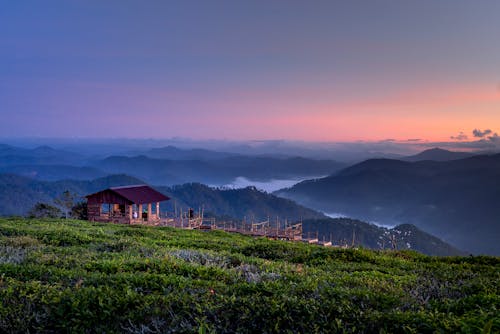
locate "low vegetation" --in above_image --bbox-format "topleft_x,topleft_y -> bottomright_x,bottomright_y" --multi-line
0,218 -> 498,333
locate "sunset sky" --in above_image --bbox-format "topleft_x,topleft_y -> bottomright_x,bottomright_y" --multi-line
1,1 -> 500,143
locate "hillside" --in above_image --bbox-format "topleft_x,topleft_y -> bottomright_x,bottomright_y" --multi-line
0,174 -> 145,216
0,144 -> 83,166
0,165 -> 107,181
0,173 -> 463,255
0,174 -> 324,221
302,219 -> 464,256
159,183 -> 325,222
93,155 -> 344,186
276,154 -> 500,255
0,218 -> 498,333
0,143 -> 345,186
145,145 -> 240,160
403,148 -> 476,162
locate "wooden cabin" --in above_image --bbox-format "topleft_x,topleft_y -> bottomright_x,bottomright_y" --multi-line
86,185 -> 170,225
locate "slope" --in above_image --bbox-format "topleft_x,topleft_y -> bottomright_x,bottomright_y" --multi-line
276,154 -> 500,255
0,218 -> 497,333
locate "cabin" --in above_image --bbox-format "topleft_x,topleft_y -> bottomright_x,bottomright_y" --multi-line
86,185 -> 170,225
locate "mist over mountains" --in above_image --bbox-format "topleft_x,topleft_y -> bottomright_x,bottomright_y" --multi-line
0,141 -> 497,255
0,142 -> 345,186
276,151 -> 500,255
0,173 -> 461,256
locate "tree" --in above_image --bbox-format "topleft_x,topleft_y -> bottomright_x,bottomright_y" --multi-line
54,190 -> 76,219
71,201 -> 88,220
28,203 -> 62,219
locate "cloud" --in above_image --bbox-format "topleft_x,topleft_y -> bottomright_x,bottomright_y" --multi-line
473,129 -> 492,138
487,132 -> 500,142
450,131 -> 468,141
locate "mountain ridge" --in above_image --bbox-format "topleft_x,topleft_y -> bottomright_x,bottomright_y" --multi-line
276,153 -> 500,255
403,147 -> 477,162
0,173 -> 461,255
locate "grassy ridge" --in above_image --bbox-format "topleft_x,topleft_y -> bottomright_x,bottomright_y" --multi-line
0,218 -> 499,333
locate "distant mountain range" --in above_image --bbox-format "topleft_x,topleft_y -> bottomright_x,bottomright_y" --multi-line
93,155 -> 344,186
0,144 -> 494,255
0,143 -> 345,186
276,152 -> 500,255
403,147 -> 477,162
145,145 -> 240,160
0,144 -> 84,166
0,165 -> 106,181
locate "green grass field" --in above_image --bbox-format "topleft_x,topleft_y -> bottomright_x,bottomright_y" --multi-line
1,218 -> 499,333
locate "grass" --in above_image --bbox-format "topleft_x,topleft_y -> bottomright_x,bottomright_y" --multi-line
0,217 -> 499,333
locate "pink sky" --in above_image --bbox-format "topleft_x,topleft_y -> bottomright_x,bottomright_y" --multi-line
2,1 -> 500,144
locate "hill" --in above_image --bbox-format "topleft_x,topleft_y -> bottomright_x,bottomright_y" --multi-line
403,147 -> 476,162
0,143 -> 345,187
0,174 -> 463,255
302,219 -> 463,256
0,165 -> 107,181
0,218 -> 498,333
159,183 -> 325,222
0,144 -> 83,166
276,154 -> 500,255
145,145 -> 239,160
0,174 -> 324,221
92,155 -> 344,186
0,174 -> 145,216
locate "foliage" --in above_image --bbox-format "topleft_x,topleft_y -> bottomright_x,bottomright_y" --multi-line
0,218 -> 498,333
54,190 -> 77,219
302,219 -> 464,256
27,203 -> 62,219
71,201 -> 88,220
277,154 -> 500,255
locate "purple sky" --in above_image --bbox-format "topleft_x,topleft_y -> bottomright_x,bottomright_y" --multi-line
1,1 -> 500,142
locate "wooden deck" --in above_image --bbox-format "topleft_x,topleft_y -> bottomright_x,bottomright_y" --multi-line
90,212 -> 342,246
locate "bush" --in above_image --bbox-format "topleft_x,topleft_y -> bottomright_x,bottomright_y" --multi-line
27,203 -> 62,219
70,202 -> 88,220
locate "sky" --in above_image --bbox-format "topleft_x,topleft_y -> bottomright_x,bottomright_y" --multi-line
1,1 -> 500,145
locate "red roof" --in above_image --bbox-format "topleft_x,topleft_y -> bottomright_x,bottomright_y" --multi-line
86,185 -> 170,205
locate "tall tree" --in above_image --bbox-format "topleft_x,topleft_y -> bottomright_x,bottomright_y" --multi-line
71,201 -> 88,220
54,190 -> 76,219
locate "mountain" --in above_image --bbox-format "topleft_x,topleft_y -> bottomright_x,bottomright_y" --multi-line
158,183 -> 325,222
0,173 -> 461,255
276,154 -> 500,255
0,144 -> 84,166
0,174 -> 145,216
302,219 -> 463,256
0,143 -> 345,186
0,173 -> 324,221
145,145 -> 239,160
0,165 -> 107,181
92,155 -> 345,186
403,148 -> 476,162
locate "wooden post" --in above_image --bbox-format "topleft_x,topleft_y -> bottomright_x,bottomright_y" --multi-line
156,202 -> 160,218
147,203 -> 152,222
128,205 -> 133,221
138,204 -> 143,221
